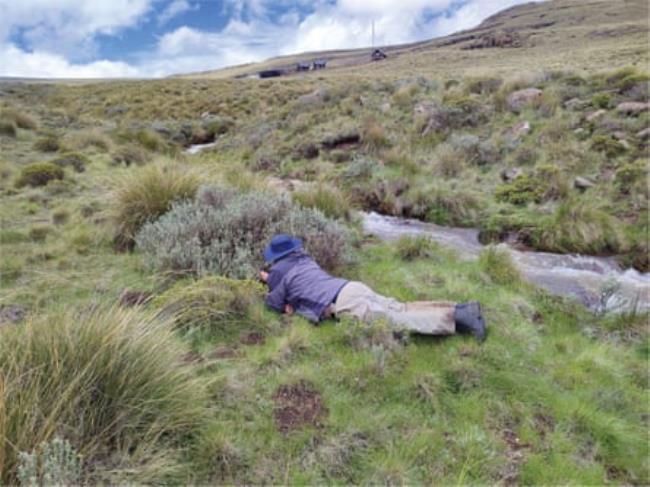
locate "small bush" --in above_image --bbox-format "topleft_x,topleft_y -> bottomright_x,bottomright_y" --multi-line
0,120 -> 17,137
112,144 -> 150,166
203,116 -> 235,135
112,163 -> 201,250
154,276 -> 264,336
495,174 -> 545,206
1,107 -> 38,130
403,186 -> 480,226
136,186 -> 352,278
292,184 -> 351,220
33,134 -> 61,153
17,437 -> 81,487
591,135 -> 627,158
395,235 -> 440,261
478,246 -> 521,285
591,92 -> 612,109
51,152 -> 89,173
15,162 -> 65,188
28,225 -> 51,242
0,306 -> 211,484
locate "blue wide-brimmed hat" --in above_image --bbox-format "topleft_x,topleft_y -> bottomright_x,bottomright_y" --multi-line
263,234 -> 303,263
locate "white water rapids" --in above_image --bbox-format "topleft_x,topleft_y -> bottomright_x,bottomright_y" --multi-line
362,212 -> 650,313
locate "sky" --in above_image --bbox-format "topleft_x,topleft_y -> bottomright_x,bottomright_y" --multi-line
0,0 -> 532,79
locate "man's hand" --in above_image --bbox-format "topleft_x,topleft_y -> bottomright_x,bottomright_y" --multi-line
259,270 -> 269,283
284,304 -> 294,315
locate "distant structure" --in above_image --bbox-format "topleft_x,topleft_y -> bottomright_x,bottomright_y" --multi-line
371,49 -> 387,61
313,59 -> 327,70
259,69 -> 283,78
296,62 -> 310,72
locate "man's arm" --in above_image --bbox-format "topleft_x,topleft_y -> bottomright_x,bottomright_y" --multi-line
265,275 -> 288,313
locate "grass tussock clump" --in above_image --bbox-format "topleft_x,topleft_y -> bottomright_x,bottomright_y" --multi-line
112,163 -> 201,250
0,107 -> 38,130
136,186 -> 352,278
33,134 -> 62,153
65,129 -> 113,152
478,245 -> 521,285
154,276 -> 265,336
0,306 -> 211,484
15,162 -> 65,188
292,184 -> 351,220
395,235 -> 441,261
0,120 -> 17,137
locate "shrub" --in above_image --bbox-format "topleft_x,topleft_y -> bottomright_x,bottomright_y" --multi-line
478,246 -> 521,285
0,121 -> 17,137
1,107 -> 38,130
15,162 -> 65,188
395,235 -> 440,261
33,134 -> 61,152
495,174 -> 545,206
362,118 -> 389,151
0,306 -> 210,484
51,152 -> 89,173
136,186 -> 352,278
532,199 -> 624,254
17,437 -> 81,487
65,129 -> 112,152
112,163 -> 201,250
292,184 -> 351,220
591,135 -> 627,158
112,144 -> 150,166
591,92 -> 612,109
153,276 -> 264,336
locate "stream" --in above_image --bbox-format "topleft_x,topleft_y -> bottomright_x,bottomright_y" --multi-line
185,141 -> 218,155
362,212 -> 650,313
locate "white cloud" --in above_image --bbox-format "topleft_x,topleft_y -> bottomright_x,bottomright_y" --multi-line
157,0 -> 198,26
0,43 -> 139,78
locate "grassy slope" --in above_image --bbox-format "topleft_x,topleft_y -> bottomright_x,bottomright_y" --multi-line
0,0 -> 649,483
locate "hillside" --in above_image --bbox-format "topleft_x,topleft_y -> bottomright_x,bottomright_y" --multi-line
183,0 -> 649,79
0,0 -> 649,484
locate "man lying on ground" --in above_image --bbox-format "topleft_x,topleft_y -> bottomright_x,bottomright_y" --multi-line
259,234 -> 487,342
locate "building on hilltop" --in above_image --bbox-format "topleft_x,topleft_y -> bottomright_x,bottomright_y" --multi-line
371,49 -> 387,61
313,59 -> 327,69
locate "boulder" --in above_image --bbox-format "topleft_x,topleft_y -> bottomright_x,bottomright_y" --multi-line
506,88 -> 543,112
585,109 -> 606,123
616,102 -> 650,116
564,98 -> 587,110
500,167 -> 524,182
574,176 -> 595,190
612,131 -> 627,140
504,120 -> 531,141
0,304 -> 26,326
635,127 -> 650,140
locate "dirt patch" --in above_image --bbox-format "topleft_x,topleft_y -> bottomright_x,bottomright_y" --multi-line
273,380 -> 328,434
0,304 -> 26,326
498,428 -> 531,485
240,332 -> 266,346
180,351 -> 204,365
119,289 -> 152,307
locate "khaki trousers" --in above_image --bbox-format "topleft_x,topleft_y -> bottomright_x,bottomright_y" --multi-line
333,282 -> 456,335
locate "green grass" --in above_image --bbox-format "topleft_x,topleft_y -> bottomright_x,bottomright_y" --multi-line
0,28 -> 648,483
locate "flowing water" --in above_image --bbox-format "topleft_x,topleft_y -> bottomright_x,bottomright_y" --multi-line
185,141 -> 218,155
362,212 -> 650,312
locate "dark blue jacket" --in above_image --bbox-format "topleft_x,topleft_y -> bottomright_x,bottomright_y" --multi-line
265,251 -> 348,323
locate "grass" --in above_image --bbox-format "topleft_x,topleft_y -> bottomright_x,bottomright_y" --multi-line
0,5 -> 648,481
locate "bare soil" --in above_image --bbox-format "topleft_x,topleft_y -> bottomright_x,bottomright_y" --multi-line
273,380 -> 328,434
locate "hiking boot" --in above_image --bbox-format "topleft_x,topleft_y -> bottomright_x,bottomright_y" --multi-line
454,301 -> 486,342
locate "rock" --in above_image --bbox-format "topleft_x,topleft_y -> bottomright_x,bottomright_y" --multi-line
504,121 -> 531,141
585,109 -> 606,123
500,167 -> 524,182
564,98 -> 587,110
574,176 -> 595,190
0,304 -> 26,326
506,88 -> 543,112
619,139 -> 631,150
636,127 -> 650,140
380,102 -> 392,113
616,102 -> 650,116
612,131 -> 627,140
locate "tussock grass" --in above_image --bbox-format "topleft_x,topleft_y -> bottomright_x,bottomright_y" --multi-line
293,184 -> 351,220
0,305 -> 211,483
111,162 -> 201,250
478,246 -> 521,285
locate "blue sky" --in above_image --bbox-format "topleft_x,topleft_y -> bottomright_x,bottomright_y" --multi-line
0,0 -> 530,78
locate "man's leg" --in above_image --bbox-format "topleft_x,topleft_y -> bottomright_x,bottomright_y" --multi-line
334,282 -> 456,335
